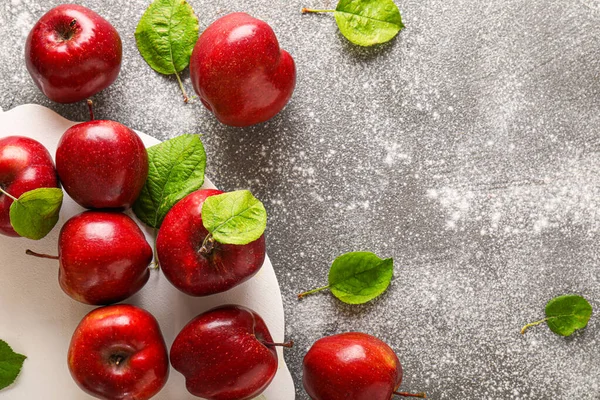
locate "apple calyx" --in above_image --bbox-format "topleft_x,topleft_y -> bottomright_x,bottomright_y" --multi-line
57,19 -> 78,41
394,391 -> 427,398
26,249 -> 59,260
109,353 -> 128,367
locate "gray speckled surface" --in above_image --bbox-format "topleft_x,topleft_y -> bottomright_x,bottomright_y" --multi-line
2,0 -> 600,399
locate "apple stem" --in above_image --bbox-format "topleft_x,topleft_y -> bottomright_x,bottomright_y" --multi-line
297,285 -> 330,299
302,8 -> 336,13
149,230 -> 160,270
26,249 -> 59,260
0,187 -> 18,202
174,70 -> 189,103
393,392 -> 427,398
261,340 -> 294,348
521,317 -> 549,335
87,99 -> 95,121
199,233 -> 215,256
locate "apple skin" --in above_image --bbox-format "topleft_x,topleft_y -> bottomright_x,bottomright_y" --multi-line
25,4 -> 122,103
68,304 -> 169,400
0,136 -> 59,237
56,120 -> 148,209
171,305 -> 278,400
190,12 -> 296,127
58,211 -> 152,305
156,189 -> 266,296
303,332 -> 403,400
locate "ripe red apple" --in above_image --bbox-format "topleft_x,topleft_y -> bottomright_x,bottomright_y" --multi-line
28,211 -> 152,305
0,136 -> 59,237
156,189 -> 265,296
303,332 -> 426,400
25,4 -> 122,103
56,117 -> 148,209
190,12 -> 296,127
171,305 -> 291,400
68,304 -> 169,400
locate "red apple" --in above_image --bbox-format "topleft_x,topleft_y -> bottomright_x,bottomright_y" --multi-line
190,12 -> 296,127
303,332 -> 425,400
25,4 -> 122,103
156,189 -> 265,296
171,305 -> 290,400
56,119 -> 148,209
28,211 -> 152,305
0,136 -> 59,237
68,304 -> 169,400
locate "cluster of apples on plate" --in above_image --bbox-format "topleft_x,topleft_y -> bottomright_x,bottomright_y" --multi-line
0,103 -> 283,398
2,2 -> 425,400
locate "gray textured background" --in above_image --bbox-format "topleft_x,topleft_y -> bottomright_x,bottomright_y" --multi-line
1,0 -> 599,399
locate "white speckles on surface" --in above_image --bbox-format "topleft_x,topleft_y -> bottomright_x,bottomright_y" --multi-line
1,0 -> 600,399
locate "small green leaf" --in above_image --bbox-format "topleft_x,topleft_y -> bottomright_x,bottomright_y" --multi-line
297,251 -> 394,304
0,339 -> 26,390
302,0 -> 403,46
133,134 -> 206,228
333,0 -> 404,46
135,0 -> 199,75
521,294 -> 593,336
545,295 -> 593,336
9,188 -> 63,240
202,190 -> 267,245
329,252 -> 394,304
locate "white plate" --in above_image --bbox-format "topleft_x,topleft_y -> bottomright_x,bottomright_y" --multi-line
0,104 -> 295,400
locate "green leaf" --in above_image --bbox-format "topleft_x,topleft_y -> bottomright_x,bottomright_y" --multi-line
328,251 -> 394,304
521,294 -> 593,336
133,134 -> 206,228
9,188 -> 63,240
202,190 -> 267,245
0,339 -> 26,390
334,0 -> 404,46
545,295 -> 593,336
135,0 -> 199,75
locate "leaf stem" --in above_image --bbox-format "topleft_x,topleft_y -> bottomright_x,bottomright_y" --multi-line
174,70 -> 189,103
297,285 -> 330,299
86,99 -> 95,121
394,392 -> 427,398
26,249 -> 59,260
521,317 -> 550,335
302,8 -> 336,13
0,187 -> 18,202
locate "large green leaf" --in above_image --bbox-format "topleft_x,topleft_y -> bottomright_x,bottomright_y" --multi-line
135,0 -> 199,75
202,190 -> 267,245
133,134 -> 206,228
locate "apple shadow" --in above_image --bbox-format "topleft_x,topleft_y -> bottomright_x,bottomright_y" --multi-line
336,30 -> 399,62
